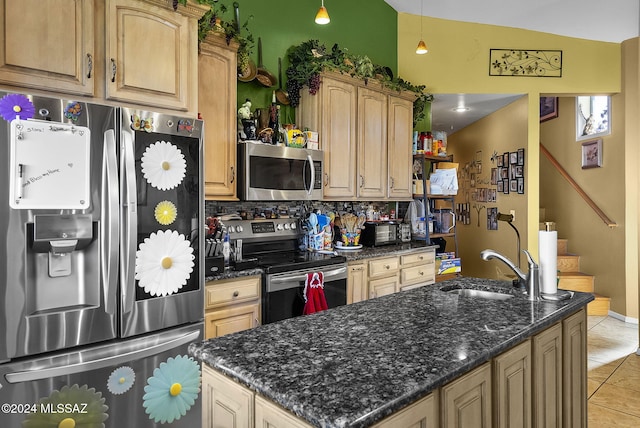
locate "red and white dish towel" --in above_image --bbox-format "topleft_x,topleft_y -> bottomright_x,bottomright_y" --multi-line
302,272 -> 328,315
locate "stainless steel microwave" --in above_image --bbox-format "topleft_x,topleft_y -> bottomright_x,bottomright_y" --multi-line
238,142 -> 323,200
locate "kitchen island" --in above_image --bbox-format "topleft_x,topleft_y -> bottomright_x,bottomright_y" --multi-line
189,277 -> 593,427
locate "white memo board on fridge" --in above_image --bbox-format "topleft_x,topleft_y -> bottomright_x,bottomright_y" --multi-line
9,118 -> 91,209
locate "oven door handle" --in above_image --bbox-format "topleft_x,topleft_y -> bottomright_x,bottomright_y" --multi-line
268,266 -> 347,291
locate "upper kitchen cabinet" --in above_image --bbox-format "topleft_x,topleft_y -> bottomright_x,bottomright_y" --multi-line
199,33 -> 239,200
297,72 -> 414,201
105,0 -> 206,113
0,0 -> 95,95
357,86 -> 388,199
298,74 -> 358,199
387,95 -> 415,199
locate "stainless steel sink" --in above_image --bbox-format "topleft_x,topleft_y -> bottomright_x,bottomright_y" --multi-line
447,288 -> 515,301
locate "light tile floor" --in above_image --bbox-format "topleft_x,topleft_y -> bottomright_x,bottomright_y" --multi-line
587,315 -> 640,427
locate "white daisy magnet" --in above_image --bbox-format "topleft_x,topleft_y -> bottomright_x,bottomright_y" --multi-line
135,230 -> 194,297
141,141 -> 186,191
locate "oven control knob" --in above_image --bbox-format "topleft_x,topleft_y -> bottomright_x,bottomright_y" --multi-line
276,223 -> 284,231
283,223 -> 290,230
290,222 -> 297,230
228,226 -> 235,233
236,225 -> 244,233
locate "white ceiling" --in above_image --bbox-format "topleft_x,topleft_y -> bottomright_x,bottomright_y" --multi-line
384,0 -> 640,43
384,0 -> 640,133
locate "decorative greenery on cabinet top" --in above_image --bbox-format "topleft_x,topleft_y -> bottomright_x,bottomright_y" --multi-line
285,40 -> 433,127
177,0 -> 254,71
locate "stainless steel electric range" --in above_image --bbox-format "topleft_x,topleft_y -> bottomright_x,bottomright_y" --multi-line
225,218 -> 347,324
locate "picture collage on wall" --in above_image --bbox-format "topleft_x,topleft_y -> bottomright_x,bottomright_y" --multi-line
457,148 -> 525,230
495,148 -> 525,195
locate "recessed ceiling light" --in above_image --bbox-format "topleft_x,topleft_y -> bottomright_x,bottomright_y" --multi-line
452,107 -> 470,113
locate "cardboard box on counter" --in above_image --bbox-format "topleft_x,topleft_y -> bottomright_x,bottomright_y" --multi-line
436,257 -> 461,275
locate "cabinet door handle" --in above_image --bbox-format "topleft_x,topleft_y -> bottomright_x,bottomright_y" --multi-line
110,58 -> 117,83
232,291 -> 239,297
324,173 -> 329,187
86,53 -> 93,78
419,255 -> 424,260
389,176 -> 394,189
384,265 -> 390,269
254,318 -> 259,327
360,174 -> 365,188
230,166 -> 235,183
419,271 -> 424,276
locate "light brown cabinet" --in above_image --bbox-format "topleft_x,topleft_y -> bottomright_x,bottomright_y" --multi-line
0,0 -> 205,114
441,362 -> 493,428
204,275 -> 261,339
387,95 -> 414,199
0,0 -> 95,95
373,392 -> 439,428
198,33 -> 239,199
347,262 -> 367,304
202,365 -> 253,428
532,322 -> 562,428
297,72 -> 414,200
399,249 -> 436,290
106,0 -> 203,112
347,249 -> 436,302
562,308 -> 587,428
493,340 -> 531,428
357,86 -> 388,199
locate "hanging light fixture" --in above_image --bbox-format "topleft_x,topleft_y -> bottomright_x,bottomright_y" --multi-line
416,0 -> 428,54
315,0 -> 330,25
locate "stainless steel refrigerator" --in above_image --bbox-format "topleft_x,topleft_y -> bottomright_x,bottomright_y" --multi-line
0,92 -> 204,427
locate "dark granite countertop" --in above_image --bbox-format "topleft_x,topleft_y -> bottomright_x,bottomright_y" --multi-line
205,267 -> 263,283
189,277 -> 593,427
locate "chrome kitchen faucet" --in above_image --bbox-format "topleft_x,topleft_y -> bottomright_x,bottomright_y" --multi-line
481,249 -> 540,301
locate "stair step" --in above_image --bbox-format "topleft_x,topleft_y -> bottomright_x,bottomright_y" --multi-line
558,272 -> 594,293
587,294 -> 611,316
557,238 -> 568,255
557,254 -> 580,272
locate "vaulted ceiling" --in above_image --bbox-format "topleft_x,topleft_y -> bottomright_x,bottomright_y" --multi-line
384,0 -> 639,132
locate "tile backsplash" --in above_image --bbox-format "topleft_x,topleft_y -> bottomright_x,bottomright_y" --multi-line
205,200 -> 410,221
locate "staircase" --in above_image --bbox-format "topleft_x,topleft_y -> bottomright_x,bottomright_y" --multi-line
556,238 -> 610,316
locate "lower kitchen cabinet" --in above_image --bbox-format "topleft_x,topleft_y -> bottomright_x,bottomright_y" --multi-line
255,395 -> 314,428
204,275 -> 261,339
347,261 -> 367,304
369,274 -> 400,299
202,365 -> 253,428
373,392 -> 439,428
493,340 -> 531,428
532,322 -> 563,428
562,308 -> 587,428
441,362 -> 492,428
399,248 -> 436,291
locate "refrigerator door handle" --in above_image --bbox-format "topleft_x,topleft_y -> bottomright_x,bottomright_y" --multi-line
121,130 -> 137,314
102,129 -> 118,315
5,329 -> 201,384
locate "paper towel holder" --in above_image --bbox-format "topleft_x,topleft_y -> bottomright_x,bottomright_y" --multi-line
497,212 -> 521,268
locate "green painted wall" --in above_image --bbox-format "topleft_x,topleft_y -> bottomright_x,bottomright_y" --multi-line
223,0 -> 398,123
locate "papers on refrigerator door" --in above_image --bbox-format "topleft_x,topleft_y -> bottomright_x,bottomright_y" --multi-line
9,118 -> 91,209
429,168 -> 458,195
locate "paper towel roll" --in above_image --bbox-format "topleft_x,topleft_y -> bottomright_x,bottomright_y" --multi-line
539,230 -> 558,294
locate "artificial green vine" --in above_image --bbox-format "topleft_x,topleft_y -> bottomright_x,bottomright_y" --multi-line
177,0 -> 254,74
285,40 -> 434,127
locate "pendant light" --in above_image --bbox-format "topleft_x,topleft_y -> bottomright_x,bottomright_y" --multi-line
315,0 -> 330,25
416,0 -> 428,54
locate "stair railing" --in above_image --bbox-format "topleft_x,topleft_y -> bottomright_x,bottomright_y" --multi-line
540,143 -> 618,228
